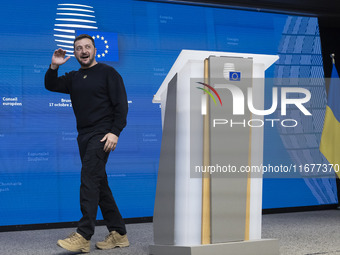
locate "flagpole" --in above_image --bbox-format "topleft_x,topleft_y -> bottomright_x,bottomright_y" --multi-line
331,53 -> 335,64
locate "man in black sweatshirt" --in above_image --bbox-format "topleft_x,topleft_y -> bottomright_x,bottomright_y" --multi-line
45,34 -> 129,253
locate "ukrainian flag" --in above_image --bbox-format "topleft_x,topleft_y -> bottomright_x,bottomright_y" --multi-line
320,64 -> 340,178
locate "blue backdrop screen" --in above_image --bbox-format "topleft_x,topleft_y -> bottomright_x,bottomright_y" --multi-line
0,0 -> 337,226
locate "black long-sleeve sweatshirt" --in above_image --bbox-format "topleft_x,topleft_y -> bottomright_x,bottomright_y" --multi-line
45,63 -> 128,137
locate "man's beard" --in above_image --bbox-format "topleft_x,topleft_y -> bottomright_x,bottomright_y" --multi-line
76,53 -> 95,68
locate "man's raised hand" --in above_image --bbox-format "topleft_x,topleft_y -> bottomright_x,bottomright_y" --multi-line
51,48 -> 71,70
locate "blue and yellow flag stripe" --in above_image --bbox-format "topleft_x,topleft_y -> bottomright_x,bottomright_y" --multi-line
320,64 -> 340,178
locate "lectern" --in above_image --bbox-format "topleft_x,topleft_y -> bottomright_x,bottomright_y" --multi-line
150,50 -> 279,255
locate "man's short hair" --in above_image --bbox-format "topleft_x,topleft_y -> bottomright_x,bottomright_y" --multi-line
74,34 -> 95,48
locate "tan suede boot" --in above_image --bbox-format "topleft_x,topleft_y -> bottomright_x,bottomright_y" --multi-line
57,232 -> 90,253
96,231 -> 129,250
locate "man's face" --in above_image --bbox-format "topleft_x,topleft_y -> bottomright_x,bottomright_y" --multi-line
74,38 -> 97,68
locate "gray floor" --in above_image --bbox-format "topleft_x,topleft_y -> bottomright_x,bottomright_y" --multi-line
262,210 -> 340,255
0,210 -> 339,255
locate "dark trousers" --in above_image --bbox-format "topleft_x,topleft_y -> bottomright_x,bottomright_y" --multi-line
76,132 -> 126,240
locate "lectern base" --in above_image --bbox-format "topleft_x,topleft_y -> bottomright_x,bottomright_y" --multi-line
149,239 -> 279,255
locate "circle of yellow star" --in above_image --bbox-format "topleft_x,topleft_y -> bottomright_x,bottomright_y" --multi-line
92,35 -> 110,59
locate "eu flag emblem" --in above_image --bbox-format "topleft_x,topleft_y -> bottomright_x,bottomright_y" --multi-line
229,72 -> 241,81
76,30 -> 119,62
